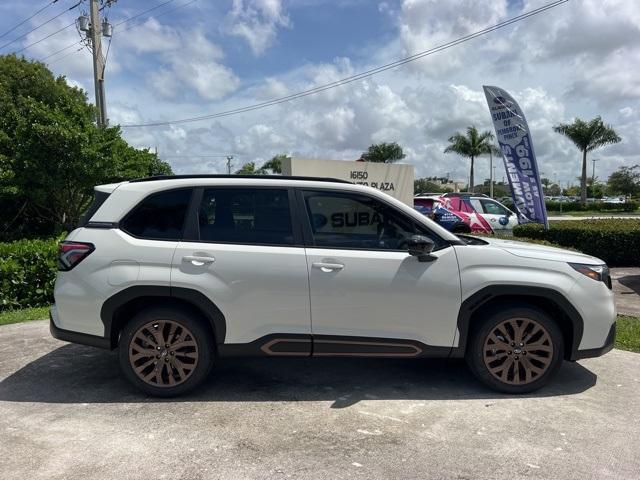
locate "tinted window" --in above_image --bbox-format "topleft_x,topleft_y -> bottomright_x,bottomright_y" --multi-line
122,189 -> 191,240
198,188 -> 293,245
303,191 -> 441,250
481,199 -> 509,216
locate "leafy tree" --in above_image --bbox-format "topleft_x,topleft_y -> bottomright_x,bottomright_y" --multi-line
553,116 -> 621,204
0,55 -> 171,237
547,184 -> 561,197
262,154 -> 287,174
361,142 -> 405,163
444,126 -> 499,192
234,162 -> 265,175
607,165 -> 639,197
414,178 -> 450,194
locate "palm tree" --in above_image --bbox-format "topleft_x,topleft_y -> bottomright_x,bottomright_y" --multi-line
444,126 -> 498,192
553,116 -> 621,204
361,142 -> 405,163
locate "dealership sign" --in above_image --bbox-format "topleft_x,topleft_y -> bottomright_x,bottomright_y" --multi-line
483,86 -> 548,228
282,157 -> 415,205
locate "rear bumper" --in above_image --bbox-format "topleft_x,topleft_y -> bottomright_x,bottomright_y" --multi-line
571,322 -> 616,361
50,307 -> 111,349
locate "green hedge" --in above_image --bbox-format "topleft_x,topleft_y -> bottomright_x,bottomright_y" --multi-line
0,237 -> 59,311
544,201 -> 639,212
513,219 -> 640,266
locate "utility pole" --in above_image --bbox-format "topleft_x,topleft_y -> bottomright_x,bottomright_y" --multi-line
78,1 -> 114,127
226,156 -> 234,174
90,0 -> 106,126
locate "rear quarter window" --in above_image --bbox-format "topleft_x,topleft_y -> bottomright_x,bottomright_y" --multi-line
121,189 -> 192,240
79,190 -> 111,227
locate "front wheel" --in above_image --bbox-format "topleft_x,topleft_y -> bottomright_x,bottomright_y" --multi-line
118,306 -> 214,397
466,306 -> 564,394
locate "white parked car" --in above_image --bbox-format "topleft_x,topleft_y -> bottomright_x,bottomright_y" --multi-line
52,176 -> 616,396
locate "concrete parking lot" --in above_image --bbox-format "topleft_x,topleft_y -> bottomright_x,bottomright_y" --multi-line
1,320 -> 639,480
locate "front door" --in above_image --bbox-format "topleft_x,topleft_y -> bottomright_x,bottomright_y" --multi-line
300,189 -> 461,355
171,187 -> 311,350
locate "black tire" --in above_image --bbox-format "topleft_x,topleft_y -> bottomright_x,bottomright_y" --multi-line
118,306 -> 214,397
466,305 -> 564,394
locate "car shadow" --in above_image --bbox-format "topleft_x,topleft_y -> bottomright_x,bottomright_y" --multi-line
0,344 -> 597,407
618,274 -> 640,295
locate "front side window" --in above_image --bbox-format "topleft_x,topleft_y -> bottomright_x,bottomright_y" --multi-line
481,199 -> 509,216
121,189 -> 192,240
198,188 -> 294,245
303,190 -> 441,250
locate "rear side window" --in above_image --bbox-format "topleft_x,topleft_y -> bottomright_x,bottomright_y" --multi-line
197,188 -> 294,245
122,189 -> 192,240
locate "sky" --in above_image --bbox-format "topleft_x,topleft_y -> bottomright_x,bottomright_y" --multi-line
1,0 -> 639,186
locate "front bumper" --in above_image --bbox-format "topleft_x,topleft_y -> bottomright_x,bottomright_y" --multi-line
50,307 -> 111,349
572,322 -> 616,360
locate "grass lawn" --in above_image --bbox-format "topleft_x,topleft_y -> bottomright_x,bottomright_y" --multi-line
0,307 -> 638,353
615,315 -> 640,353
0,306 -> 49,326
546,211 -> 640,217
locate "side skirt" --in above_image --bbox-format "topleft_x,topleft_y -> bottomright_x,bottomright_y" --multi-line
217,334 -> 451,359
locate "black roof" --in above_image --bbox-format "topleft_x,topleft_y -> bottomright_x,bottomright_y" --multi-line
129,174 -> 352,184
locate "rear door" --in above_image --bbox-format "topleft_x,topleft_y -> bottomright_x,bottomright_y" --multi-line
171,187 -> 311,349
299,189 -> 461,354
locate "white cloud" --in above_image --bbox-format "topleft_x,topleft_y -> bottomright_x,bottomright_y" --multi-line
74,0 -> 639,185
228,0 -> 291,56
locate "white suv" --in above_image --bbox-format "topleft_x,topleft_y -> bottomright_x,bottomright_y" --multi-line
51,175 -> 616,396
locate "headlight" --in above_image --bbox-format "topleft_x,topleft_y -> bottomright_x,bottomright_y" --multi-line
569,263 -> 610,286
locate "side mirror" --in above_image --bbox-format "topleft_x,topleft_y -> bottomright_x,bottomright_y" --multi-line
506,210 -> 514,217
407,235 -> 436,262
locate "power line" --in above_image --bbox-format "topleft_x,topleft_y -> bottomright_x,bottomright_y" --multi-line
123,0 -> 569,129
0,0 -> 58,39
44,0 -> 188,64
0,1 -> 80,51
11,21 -> 76,55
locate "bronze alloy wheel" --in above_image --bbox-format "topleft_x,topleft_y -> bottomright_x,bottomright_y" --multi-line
129,320 -> 199,387
483,317 -> 554,385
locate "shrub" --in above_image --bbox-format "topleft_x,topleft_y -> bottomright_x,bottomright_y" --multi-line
0,237 -> 59,311
514,219 -> 640,266
544,201 -> 639,212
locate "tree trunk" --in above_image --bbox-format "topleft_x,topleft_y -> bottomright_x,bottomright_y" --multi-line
469,156 -> 475,193
581,149 -> 588,205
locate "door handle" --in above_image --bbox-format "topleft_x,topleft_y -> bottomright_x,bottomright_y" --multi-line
183,255 -> 215,266
312,262 -> 344,272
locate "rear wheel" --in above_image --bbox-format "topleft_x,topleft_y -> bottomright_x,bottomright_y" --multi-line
466,306 -> 564,393
118,306 -> 214,396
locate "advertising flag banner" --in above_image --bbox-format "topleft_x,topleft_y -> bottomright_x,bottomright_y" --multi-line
483,86 -> 548,228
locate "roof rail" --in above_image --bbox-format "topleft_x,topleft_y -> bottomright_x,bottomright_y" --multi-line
129,174 -> 352,184
442,192 -> 489,198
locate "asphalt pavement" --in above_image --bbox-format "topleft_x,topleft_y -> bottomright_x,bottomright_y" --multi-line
1,320 -> 639,480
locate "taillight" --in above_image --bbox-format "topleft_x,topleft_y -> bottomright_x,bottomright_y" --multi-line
58,241 -> 95,271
